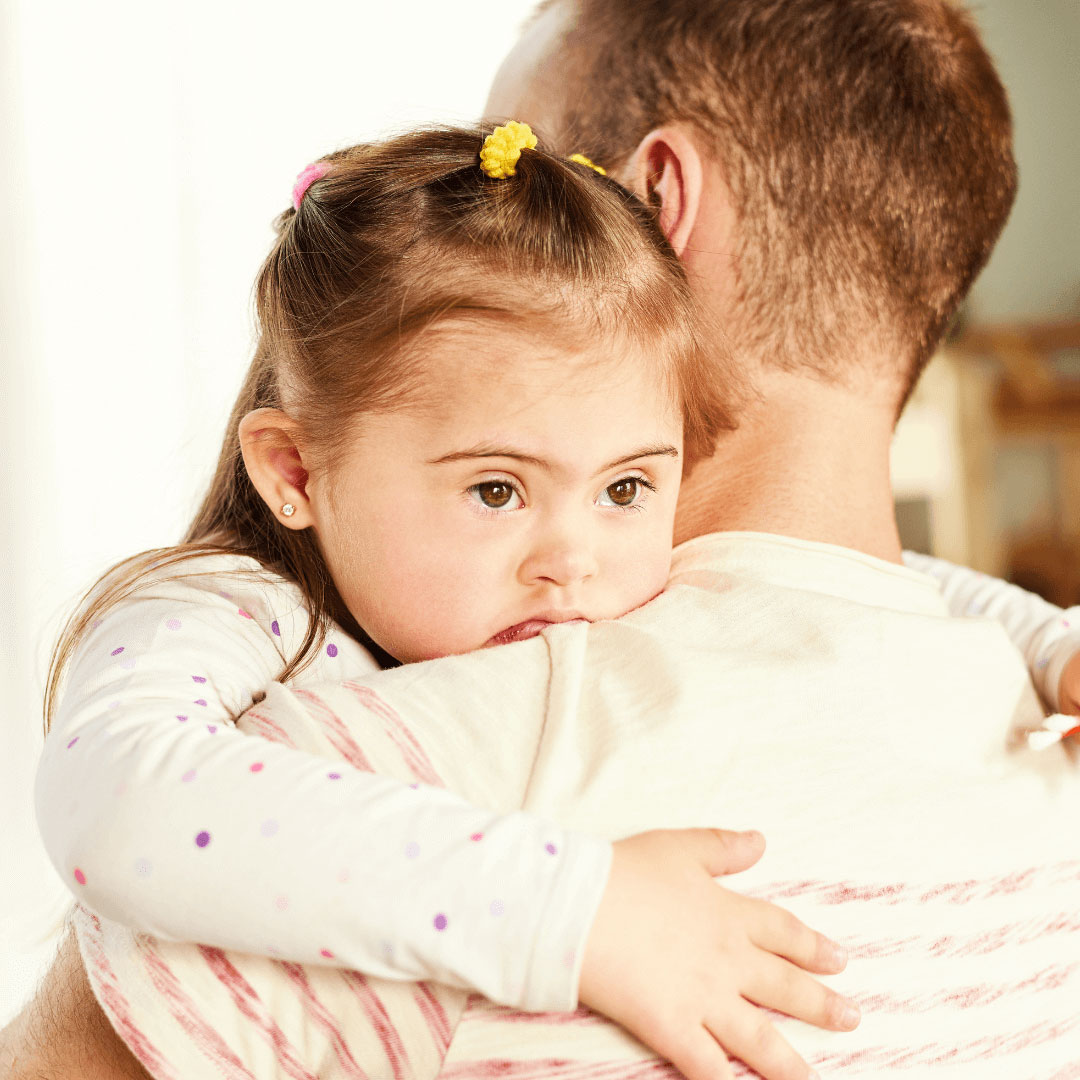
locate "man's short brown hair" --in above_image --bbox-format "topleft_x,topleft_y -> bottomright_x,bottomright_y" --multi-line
528,0 -> 1018,399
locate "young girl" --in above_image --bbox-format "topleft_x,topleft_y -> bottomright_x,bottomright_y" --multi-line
33,122 -> 1080,1080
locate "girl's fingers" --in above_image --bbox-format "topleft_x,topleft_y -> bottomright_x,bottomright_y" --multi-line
745,899 -> 847,974
662,1024 -> 736,1080
742,950 -> 861,1032
706,999 -> 818,1080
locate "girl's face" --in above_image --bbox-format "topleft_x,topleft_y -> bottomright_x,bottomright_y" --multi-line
306,321 -> 684,664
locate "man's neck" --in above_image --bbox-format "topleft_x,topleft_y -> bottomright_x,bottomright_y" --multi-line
675,369 -> 904,564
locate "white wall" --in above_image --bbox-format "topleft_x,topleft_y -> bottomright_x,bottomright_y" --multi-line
967,0 -> 1080,322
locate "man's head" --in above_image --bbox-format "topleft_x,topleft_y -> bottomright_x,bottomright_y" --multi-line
487,0 -> 1018,410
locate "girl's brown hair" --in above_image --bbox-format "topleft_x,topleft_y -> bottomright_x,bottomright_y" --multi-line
43,124 -> 739,734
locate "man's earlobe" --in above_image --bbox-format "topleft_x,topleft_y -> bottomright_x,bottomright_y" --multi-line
628,127 -> 704,257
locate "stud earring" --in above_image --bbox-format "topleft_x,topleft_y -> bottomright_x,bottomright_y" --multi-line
281,503 -> 296,517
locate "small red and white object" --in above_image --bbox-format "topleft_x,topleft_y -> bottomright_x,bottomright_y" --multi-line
1025,713 -> 1080,751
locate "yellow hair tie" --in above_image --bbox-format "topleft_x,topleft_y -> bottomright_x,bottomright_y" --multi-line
569,153 -> 607,176
479,121 -> 538,179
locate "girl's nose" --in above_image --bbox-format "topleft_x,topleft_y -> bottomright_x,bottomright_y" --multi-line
518,538 -> 599,588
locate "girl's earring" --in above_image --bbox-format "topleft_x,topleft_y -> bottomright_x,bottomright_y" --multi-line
281,503 -> 296,518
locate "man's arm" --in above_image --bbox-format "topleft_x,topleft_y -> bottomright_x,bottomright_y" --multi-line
0,920 -> 151,1080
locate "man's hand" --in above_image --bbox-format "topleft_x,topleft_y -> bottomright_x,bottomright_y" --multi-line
579,828 -> 856,1080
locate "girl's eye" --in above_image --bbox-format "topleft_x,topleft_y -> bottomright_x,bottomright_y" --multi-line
469,481 -> 523,511
598,477 -> 653,508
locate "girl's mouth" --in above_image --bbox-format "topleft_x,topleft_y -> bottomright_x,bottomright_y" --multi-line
486,617 -> 587,647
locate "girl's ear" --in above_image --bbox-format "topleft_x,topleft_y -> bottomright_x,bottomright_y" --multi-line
625,126 -> 705,257
237,408 -> 312,528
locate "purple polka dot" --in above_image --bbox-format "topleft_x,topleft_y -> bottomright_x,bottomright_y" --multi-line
408,782 -> 419,790
176,715 -> 188,722
249,762 -> 264,773
207,725 -> 218,734
271,620 -> 281,637
326,643 -> 339,658
134,857 -> 152,877
91,619 -> 103,630
327,772 -> 341,780
165,618 -> 182,631
66,737 -> 79,749
404,841 -> 420,859
74,868 -> 86,885
1037,657 -> 1051,669
545,843 -> 558,856
219,591 -> 233,600
192,675 -> 207,684
181,768 -> 197,783
489,899 -> 505,916
260,819 -> 279,837
194,699 -> 207,707
195,831 -> 211,848
434,913 -> 448,931
119,656 -> 137,670
110,646 -> 125,656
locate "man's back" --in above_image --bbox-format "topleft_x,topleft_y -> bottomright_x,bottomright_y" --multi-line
78,533 -> 1080,1076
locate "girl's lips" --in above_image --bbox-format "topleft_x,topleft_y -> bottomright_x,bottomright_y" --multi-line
486,618 -> 587,647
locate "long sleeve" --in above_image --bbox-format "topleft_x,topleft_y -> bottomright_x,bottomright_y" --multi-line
34,556 -> 613,1012
903,550 -> 1080,711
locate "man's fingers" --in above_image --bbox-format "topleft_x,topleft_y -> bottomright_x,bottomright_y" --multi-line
743,951 -> 861,1032
748,900 -> 847,974
707,999 -> 818,1080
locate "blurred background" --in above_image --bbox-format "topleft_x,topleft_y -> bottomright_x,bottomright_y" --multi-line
1,0 -> 1077,1027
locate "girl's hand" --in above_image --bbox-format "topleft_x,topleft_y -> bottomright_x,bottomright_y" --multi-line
579,828 -> 857,1080
1058,651 -> 1080,716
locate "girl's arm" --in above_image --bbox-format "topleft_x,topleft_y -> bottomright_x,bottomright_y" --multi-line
903,550 -> 1080,713
35,557 -> 610,1014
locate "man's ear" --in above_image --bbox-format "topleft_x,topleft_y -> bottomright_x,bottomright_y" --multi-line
625,126 -> 705,256
237,408 -> 313,529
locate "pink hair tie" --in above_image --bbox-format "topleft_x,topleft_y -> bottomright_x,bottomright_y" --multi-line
292,161 -> 331,210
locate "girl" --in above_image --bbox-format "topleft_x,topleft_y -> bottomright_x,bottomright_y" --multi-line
33,123 -> 1080,1080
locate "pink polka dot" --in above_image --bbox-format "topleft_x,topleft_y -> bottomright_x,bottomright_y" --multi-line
489,899 -> 505,916
194,699 -> 207,707
327,772 -> 341,780
275,895 -> 289,911
563,948 -> 576,969
192,675 -> 207,684
271,620 -> 281,637
405,841 -> 420,858
195,831 -> 211,848
337,867 -> 350,884
326,643 -> 338,658
207,725 -> 218,734
113,782 -> 128,797
260,819 -> 279,837
408,782 -> 419,790
319,948 -> 334,959
434,913 -> 448,931
74,868 -> 86,885
545,843 -> 558,856
470,832 -> 483,842
267,944 -> 281,956
238,608 -> 252,619
134,857 -> 152,877
110,647 -> 125,656
249,762 -> 264,773
66,737 -> 79,749
181,769 -> 197,783
165,618 -> 182,630
1064,619 -> 1072,629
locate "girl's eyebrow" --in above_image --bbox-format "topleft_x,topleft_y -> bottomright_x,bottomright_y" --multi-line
428,444 -> 679,474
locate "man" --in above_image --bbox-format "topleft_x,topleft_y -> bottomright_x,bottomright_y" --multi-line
8,1 -> 1079,1078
